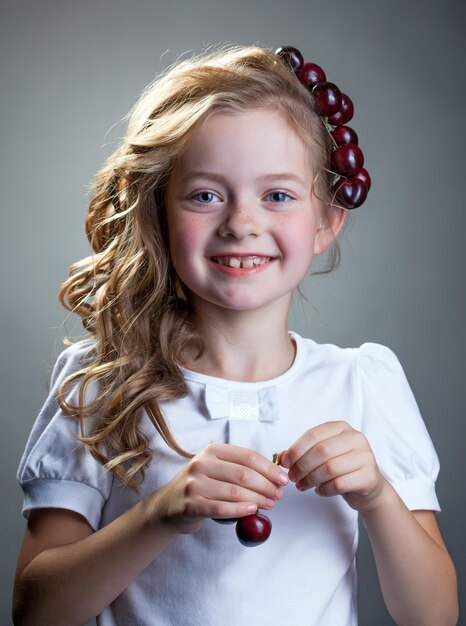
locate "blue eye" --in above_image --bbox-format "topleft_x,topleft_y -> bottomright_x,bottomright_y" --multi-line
192,191 -> 219,204
267,191 -> 293,203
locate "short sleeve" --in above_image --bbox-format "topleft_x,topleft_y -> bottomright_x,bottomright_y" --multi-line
356,342 -> 440,512
17,339 -> 113,530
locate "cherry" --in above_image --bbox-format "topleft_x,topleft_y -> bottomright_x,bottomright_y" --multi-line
212,518 -> 238,524
235,511 -> 272,547
327,93 -> 354,126
334,177 -> 368,209
312,81 -> 342,116
275,46 -> 304,73
331,125 -> 358,146
353,167 -> 371,191
331,143 -> 364,177
298,62 -> 326,89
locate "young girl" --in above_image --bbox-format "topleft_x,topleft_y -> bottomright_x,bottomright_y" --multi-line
13,44 -> 458,625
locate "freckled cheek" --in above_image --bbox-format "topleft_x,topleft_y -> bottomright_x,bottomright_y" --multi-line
168,217 -> 209,266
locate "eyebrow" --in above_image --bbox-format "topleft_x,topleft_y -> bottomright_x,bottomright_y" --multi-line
180,171 -> 307,186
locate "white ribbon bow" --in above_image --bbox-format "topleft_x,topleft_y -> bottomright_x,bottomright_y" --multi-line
204,385 -> 280,422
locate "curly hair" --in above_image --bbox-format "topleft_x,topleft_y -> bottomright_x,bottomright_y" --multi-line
57,43 -> 348,489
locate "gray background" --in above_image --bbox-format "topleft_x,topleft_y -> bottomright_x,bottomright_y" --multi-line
1,0 -> 464,624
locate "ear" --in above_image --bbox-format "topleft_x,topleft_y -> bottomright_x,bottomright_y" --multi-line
313,205 -> 347,255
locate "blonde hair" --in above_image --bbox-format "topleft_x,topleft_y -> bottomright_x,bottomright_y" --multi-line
58,44 -> 346,489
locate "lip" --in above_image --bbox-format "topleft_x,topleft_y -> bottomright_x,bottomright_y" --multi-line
207,255 -> 276,276
208,253 -> 274,259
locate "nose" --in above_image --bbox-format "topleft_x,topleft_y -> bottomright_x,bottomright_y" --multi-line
217,199 -> 262,239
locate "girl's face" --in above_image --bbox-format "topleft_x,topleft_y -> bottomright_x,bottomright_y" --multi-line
165,107 -> 335,318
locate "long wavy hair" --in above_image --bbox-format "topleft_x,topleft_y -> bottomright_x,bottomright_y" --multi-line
57,44 -> 348,489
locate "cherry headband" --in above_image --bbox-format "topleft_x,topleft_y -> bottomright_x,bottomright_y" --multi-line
275,46 -> 371,209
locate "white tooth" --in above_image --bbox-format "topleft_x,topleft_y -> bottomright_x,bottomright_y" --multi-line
241,259 -> 254,268
253,258 -> 263,266
228,257 -> 241,268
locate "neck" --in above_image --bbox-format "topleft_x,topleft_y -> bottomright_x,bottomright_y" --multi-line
181,298 -> 295,382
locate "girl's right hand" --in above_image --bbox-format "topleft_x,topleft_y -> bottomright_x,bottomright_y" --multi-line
154,443 -> 289,535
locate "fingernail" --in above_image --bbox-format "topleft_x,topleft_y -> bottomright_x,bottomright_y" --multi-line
266,498 -> 275,508
296,481 -> 306,491
247,503 -> 258,512
288,469 -> 296,482
281,454 -> 291,468
278,473 -> 289,485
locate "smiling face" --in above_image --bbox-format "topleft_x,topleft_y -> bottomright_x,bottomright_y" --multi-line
165,107 -> 342,320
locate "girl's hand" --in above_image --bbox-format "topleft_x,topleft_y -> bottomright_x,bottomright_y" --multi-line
280,421 -> 387,513
155,443 -> 289,535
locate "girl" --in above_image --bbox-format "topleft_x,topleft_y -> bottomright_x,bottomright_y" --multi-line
13,44 -> 458,625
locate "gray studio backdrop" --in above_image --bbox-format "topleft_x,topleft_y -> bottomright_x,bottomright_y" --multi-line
2,1 -> 464,624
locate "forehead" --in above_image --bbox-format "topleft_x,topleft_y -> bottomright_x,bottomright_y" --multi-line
171,107 -> 313,180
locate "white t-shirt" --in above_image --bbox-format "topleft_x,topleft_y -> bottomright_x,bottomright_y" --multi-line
17,331 -> 440,626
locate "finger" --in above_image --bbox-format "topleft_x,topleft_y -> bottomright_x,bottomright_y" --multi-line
210,444 -> 289,487
315,468 -> 367,497
276,450 -> 286,466
287,430 -> 356,482
200,459 -> 285,501
296,451 -> 363,491
281,421 -> 350,470
189,475 -> 277,511
200,499 -> 259,520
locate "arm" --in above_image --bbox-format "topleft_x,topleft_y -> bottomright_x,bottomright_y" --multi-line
280,421 -> 459,626
13,443 -> 288,626
12,498 -> 179,626
361,484 -> 458,626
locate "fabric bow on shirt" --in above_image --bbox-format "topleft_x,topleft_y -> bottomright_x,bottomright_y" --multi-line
204,385 -> 280,422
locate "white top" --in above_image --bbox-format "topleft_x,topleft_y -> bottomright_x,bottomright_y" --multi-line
17,332 -> 440,626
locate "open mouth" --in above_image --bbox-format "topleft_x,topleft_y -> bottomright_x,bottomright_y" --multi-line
209,256 -> 274,269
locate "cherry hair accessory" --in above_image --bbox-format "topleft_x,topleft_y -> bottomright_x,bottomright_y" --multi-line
275,46 -> 371,209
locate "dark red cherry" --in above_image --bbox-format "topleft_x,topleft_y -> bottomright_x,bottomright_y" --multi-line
327,93 -> 354,126
331,143 -> 364,177
212,517 -> 238,524
334,177 -> 368,209
298,62 -> 326,88
235,512 -> 272,547
275,46 -> 304,73
312,82 -> 342,116
331,125 -> 358,146
353,167 -> 371,191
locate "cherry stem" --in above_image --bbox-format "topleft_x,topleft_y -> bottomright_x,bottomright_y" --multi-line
323,119 -> 340,151
329,132 -> 339,150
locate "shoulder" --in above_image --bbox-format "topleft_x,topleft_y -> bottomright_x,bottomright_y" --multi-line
54,337 -> 96,366
353,341 -> 413,392
50,337 -> 97,387
293,331 -> 398,370
355,341 -> 402,367
293,333 -> 409,396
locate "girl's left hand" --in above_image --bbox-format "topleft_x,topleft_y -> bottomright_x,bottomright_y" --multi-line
280,421 -> 388,513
